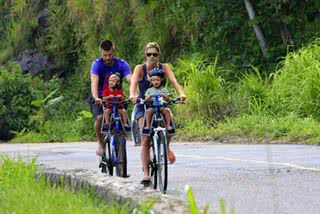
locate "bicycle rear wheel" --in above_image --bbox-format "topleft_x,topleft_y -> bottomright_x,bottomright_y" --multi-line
157,131 -> 168,193
114,134 -> 127,177
131,119 -> 141,146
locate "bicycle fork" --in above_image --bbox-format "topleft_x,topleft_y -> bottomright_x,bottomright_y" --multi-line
152,127 -> 167,164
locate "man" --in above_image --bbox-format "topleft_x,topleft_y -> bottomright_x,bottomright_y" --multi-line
90,39 -> 131,156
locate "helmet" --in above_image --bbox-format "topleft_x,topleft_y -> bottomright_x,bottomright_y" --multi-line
149,68 -> 164,78
109,72 -> 122,89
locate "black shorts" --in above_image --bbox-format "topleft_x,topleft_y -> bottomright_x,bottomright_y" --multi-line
90,103 -> 103,120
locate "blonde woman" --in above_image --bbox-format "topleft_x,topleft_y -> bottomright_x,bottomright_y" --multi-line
129,42 -> 186,185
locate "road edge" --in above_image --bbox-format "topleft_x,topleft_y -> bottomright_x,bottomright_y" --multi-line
37,164 -> 189,213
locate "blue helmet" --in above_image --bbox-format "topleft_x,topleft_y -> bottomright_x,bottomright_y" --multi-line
150,68 -> 164,78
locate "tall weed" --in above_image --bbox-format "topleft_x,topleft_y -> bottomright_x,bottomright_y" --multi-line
268,40 -> 320,117
174,54 -> 230,122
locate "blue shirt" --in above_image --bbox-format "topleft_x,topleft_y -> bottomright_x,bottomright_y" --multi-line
91,57 -> 131,96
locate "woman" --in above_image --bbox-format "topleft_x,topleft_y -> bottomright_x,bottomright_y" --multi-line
129,42 -> 186,185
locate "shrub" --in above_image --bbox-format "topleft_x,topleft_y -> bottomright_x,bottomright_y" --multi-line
267,40 -> 320,117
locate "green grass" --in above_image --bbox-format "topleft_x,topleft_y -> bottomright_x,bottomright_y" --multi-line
0,155 -> 155,214
11,119 -> 95,143
175,113 -> 320,144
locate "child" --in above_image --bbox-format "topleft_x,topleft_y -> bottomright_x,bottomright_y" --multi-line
102,74 -> 130,131
142,68 -> 174,135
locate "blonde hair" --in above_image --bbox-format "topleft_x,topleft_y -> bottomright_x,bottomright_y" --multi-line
144,42 -> 161,55
109,74 -> 120,82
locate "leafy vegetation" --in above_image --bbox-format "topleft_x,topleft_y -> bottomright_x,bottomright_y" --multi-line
0,155 -> 132,213
0,1 -> 319,143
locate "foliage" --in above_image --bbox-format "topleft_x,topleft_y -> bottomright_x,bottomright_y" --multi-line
0,155 -> 153,213
0,62 -> 62,140
185,185 -> 234,214
267,40 -> 320,117
0,64 -> 36,140
234,66 -> 270,114
174,54 -> 231,123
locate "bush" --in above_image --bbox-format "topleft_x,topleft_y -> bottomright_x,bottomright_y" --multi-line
0,64 -> 36,140
267,40 -> 320,117
174,54 -> 231,123
0,62 -> 60,141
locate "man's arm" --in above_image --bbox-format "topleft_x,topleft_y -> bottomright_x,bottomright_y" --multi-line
91,74 -> 99,99
125,74 -> 132,84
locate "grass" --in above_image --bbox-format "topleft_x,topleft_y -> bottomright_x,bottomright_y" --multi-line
0,155 -> 234,214
0,155 -> 156,214
11,119 -> 95,143
174,112 -> 320,144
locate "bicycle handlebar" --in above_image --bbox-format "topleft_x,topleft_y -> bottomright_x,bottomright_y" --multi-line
136,97 -> 182,107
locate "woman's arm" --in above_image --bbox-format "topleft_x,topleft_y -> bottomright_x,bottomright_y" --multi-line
163,64 -> 186,101
129,64 -> 143,103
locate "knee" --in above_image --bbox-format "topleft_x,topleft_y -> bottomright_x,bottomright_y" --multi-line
141,137 -> 150,147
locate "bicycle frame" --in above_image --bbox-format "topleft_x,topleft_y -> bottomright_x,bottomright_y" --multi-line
139,94 -> 180,192
100,96 -> 129,176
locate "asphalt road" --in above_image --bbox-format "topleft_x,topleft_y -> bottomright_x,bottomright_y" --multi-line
1,142 -> 320,214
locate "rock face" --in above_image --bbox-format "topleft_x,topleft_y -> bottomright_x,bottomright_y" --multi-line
14,49 -> 54,76
38,165 -> 189,213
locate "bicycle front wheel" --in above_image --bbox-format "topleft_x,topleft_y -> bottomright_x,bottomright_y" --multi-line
157,131 -> 168,193
114,134 -> 127,177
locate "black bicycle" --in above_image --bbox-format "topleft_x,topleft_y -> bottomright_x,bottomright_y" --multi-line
99,96 -> 130,177
140,95 -> 181,193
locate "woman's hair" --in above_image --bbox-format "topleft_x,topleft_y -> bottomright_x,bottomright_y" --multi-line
144,42 -> 161,55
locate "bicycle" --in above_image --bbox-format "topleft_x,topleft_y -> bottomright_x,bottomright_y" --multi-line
131,103 -> 141,146
139,94 -> 181,193
98,96 -> 130,177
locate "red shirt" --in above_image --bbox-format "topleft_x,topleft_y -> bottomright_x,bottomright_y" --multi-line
102,87 -> 125,109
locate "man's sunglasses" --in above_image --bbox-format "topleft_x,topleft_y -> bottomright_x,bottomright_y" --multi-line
146,53 -> 159,57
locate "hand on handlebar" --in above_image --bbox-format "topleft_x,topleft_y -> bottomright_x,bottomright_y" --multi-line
94,97 -> 103,105
178,94 -> 187,103
130,96 -> 138,104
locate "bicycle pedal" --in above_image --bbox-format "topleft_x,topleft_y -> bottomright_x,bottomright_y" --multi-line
99,162 -> 106,168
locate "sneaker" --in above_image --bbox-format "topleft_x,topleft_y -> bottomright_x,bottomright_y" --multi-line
142,128 -> 150,136
167,127 -> 175,135
140,178 -> 151,187
168,150 -> 176,164
124,125 -> 131,132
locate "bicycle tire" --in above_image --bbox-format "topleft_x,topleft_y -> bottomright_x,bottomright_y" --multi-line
157,131 -> 168,193
113,134 -> 127,177
106,135 -> 113,176
116,134 -> 127,177
131,120 -> 141,146
150,137 -> 157,189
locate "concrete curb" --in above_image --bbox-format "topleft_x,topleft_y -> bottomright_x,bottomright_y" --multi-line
38,165 -> 189,213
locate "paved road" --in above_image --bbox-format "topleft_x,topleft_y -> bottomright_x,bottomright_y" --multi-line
1,142 -> 320,214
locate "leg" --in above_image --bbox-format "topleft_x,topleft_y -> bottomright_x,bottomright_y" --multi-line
161,108 -> 172,129
95,114 -> 104,156
104,108 -> 112,126
145,108 -> 153,129
139,117 -> 151,180
118,109 -> 128,126
162,108 -> 176,164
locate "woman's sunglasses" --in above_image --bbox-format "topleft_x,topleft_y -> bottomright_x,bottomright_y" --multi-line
146,53 -> 159,57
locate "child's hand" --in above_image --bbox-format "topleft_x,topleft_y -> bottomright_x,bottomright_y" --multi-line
116,95 -> 124,100
103,96 -> 112,100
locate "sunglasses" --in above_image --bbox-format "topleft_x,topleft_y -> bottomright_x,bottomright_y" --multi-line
146,53 -> 159,57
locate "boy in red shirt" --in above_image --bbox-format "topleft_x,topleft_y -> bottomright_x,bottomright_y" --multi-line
102,74 -> 130,130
